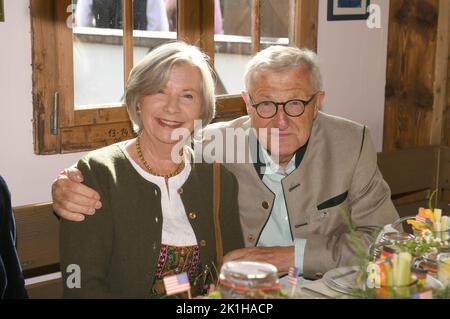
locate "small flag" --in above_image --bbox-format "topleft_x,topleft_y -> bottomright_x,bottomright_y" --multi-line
412,290 -> 433,299
163,272 -> 191,296
288,266 -> 299,285
416,216 -> 427,223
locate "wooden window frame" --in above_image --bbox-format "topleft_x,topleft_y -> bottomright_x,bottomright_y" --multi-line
31,0 -> 318,154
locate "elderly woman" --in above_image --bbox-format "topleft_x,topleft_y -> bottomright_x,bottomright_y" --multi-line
60,42 -> 243,298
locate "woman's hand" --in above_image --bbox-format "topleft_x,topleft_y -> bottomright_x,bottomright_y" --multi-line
52,167 -> 102,221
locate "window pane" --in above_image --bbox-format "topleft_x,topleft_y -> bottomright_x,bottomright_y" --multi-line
72,0 -> 124,108
215,0 -> 252,95
260,0 -> 290,44
133,0 -> 176,67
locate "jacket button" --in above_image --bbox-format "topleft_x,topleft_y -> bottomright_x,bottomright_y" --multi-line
200,240 -> 207,247
315,272 -> 324,279
177,187 -> 183,195
247,234 -> 256,243
262,201 -> 269,209
189,212 -> 197,220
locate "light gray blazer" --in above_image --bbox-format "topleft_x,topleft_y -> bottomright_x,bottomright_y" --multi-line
201,112 -> 399,279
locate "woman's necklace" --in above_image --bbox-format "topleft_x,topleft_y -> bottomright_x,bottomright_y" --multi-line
135,134 -> 185,179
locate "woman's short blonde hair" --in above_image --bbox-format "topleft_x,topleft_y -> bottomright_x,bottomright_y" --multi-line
125,41 -> 216,133
244,46 -> 323,92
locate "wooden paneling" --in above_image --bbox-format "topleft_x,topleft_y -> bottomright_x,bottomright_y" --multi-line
14,203 -> 59,271
384,0 -> 450,151
384,0 -> 440,151
430,0 -> 450,145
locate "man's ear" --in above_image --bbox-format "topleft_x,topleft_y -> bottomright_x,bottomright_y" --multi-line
313,91 -> 325,118
241,91 -> 253,115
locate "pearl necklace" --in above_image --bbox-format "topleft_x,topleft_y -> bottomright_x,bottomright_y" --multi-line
135,134 -> 185,179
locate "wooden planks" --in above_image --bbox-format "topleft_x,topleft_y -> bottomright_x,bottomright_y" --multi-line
26,278 -> 63,299
14,203 -> 59,272
430,0 -> 450,145
384,0 -> 449,151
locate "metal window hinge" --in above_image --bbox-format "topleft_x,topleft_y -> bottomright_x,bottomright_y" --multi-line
50,92 -> 59,135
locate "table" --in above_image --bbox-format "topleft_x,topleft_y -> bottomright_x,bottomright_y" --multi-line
280,276 -> 346,299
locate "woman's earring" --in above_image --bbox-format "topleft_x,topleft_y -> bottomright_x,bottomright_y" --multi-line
137,104 -> 141,115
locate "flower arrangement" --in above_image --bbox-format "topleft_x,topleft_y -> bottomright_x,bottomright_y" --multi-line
407,207 -> 450,243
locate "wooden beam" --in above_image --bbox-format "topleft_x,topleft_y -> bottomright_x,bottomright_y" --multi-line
31,0 -> 59,154
123,0 -> 134,87
178,0 -> 201,45
290,0 -> 318,50
55,0 -> 75,129
251,0 -> 261,54
200,0 -> 215,64
177,0 -> 214,61
61,121 -> 134,153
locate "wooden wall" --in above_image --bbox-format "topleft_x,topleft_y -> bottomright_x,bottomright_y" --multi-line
384,0 -> 449,151
445,36 -> 450,147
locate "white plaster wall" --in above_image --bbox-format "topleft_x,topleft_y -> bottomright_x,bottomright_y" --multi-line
317,0 -> 390,151
0,0 -> 389,206
0,0 -> 86,207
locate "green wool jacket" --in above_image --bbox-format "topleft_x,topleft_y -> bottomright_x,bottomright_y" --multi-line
60,144 -> 244,298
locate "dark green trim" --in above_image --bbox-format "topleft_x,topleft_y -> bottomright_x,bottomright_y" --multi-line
0,0 -> 4,22
317,191 -> 348,210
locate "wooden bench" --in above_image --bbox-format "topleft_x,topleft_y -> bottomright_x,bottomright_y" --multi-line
13,145 -> 450,298
14,202 -> 62,299
378,145 -> 450,218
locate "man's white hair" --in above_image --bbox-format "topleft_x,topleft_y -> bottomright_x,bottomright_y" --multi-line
244,46 -> 323,92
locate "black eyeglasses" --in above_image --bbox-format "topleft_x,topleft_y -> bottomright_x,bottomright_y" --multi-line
249,92 -> 320,119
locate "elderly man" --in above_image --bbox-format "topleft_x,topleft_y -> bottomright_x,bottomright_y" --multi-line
52,46 -> 399,279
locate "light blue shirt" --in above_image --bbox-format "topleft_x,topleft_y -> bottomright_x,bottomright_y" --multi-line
256,147 -> 306,275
